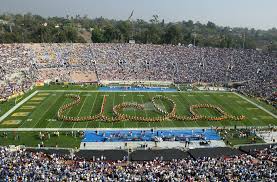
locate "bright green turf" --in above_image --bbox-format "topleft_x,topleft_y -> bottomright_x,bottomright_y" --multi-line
219,129 -> 265,146
0,90 -> 276,129
38,84 -> 98,91
0,89 -> 36,117
0,131 -> 82,148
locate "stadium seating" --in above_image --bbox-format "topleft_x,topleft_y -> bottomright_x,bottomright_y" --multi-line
0,44 -> 276,106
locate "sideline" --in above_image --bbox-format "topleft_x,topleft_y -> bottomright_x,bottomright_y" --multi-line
233,92 -> 277,119
37,90 -> 231,93
0,91 -> 38,123
0,125 -> 272,132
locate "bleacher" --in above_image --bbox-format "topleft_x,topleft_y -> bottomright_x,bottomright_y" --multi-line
25,143 -> 277,161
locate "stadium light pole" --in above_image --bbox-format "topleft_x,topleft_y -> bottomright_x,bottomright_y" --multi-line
192,33 -> 197,47
128,10 -> 135,42
242,33 -> 246,49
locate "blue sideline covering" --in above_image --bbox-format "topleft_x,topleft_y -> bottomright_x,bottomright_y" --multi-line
82,129 -> 221,142
99,86 -> 177,92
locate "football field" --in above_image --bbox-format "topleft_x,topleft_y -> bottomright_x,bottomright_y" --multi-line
0,90 -> 276,129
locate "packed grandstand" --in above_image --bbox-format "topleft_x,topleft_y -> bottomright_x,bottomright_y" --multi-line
0,43 -> 276,106
0,144 -> 277,181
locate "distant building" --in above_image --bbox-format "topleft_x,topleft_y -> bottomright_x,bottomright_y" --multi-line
0,19 -> 9,25
129,40 -> 135,44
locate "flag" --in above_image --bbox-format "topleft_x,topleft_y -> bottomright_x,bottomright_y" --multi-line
128,10 -> 134,20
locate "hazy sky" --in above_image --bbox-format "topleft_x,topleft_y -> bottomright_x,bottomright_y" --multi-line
1,0 -> 276,30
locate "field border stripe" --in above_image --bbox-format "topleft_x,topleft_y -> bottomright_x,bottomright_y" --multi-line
233,92 -> 277,119
0,125 -> 272,131
0,91 -> 39,123
37,90 -> 231,93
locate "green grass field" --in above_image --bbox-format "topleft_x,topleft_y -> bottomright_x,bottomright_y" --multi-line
0,89 -> 276,129
219,129 -> 265,146
0,131 -> 82,148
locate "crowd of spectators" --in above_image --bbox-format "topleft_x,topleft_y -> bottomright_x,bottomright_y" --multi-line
91,44 -> 276,104
0,146 -> 276,181
0,44 -> 34,99
27,43 -> 97,83
0,43 -> 276,104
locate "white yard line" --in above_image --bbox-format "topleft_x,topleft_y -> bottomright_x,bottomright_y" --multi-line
123,93 -> 125,128
112,93 -> 116,128
57,92 -> 81,129
32,94 -> 63,128
233,92 -> 277,119
0,91 -> 38,123
138,92 -> 148,117
112,93 -> 115,110
179,93 -> 200,127
159,93 -> 170,113
131,93 -> 137,117
131,93 -> 139,128
73,95 -> 89,128
139,92 -> 150,127
45,94 -> 67,129
85,92 -> 99,129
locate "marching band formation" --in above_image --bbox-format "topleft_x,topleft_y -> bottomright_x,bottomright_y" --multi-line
57,94 -> 245,122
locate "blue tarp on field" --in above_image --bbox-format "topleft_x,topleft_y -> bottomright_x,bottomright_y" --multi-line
99,86 -> 177,92
82,129 -> 221,142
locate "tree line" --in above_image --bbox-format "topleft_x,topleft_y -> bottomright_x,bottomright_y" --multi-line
0,13 -> 276,51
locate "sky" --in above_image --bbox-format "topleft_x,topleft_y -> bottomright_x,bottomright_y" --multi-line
0,0 -> 276,30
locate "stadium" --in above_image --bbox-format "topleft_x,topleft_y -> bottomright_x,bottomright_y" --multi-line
0,43 -> 276,180
0,2 -> 277,181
